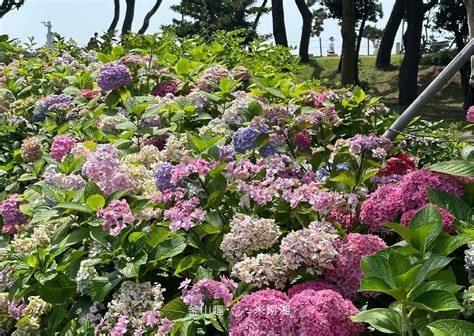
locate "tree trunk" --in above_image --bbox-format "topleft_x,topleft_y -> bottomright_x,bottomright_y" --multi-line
465,0 -> 474,86
399,0 -> 424,106
295,0 -> 312,62
354,15 -> 367,85
108,0 -> 120,33
252,0 -> 268,32
376,0 -> 407,69
122,0 -> 136,35
138,0 -> 162,34
341,0 -> 357,85
454,32 -> 473,109
271,0 -> 288,47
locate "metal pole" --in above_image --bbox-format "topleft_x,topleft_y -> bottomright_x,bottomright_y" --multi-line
384,39 -> 474,140
367,38 -> 370,56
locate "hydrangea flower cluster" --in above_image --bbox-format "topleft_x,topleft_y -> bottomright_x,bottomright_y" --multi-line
43,165 -> 86,190
50,135 -> 76,161
232,253 -> 288,289
13,296 -> 52,335
324,233 -> 387,299
77,89 -> 100,100
97,62 -> 132,91
467,106 -> 474,122
231,66 -> 251,82
186,91 -> 209,113
221,214 -> 281,262
40,94 -> 73,113
287,280 -> 340,298
289,289 -> 363,336
0,194 -> 27,235
348,134 -> 392,158
232,126 -> 260,154
360,169 -> 464,233
95,281 -> 173,335
293,129 -> 312,150
82,144 -> 134,196
181,278 -> 234,309
154,163 -> 177,191
280,221 -> 340,274
152,77 -> 182,97
97,200 -> 134,236
163,196 -> 204,231
20,137 -> 42,162
229,289 -> 293,336
196,65 -> 233,92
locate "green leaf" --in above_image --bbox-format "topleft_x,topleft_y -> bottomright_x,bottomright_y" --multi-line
176,58 -> 191,75
432,234 -> 473,256
414,256 -> 453,286
115,121 -> 137,131
430,160 -> 474,177
120,254 -> 147,278
411,221 -> 443,255
154,235 -> 187,260
174,255 -> 207,275
412,290 -> 461,312
409,205 -> 442,230
351,308 -> 404,334
428,319 -> 474,336
361,255 -> 396,288
330,171 -> 356,188
86,194 -> 105,211
105,90 -> 121,107
352,86 -> 367,104
206,173 -> 227,208
55,202 -> 92,214
384,222 -> 413,242
90,273 -> 121,301
410,281 -> 463,299
359,277 -> 406,301
161,297 -> 188,320
427,188 -> 471,221
394,265 -> 422,291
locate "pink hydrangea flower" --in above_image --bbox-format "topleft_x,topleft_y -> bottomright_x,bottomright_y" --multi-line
97,200 -> 134,236
467,106 -> 474,122
401,206 -> 455,234
293,129 -> 312,150
287,280 -> 341,298
164,197 -> 205,231
50,135 -> 76,161
181,278 -> 234,308
0,194 -> 27,235
324,233 -> 387,299
289,289 -> 363,336
229,289 -> 293,336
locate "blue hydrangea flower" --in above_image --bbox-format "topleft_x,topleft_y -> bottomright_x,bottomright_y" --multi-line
316,168 -> 330,181
97,62 -> 132,91
154,163 -> 176,191
232,126 -> 259,153
336,163 -> 351,171
259,143 -> 276,158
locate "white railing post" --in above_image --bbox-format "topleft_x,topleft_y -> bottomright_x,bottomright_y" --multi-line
383,39 -> 474,140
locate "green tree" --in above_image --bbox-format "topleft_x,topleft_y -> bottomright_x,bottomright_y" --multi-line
0,0 -> 25,18
167,0 -> 268,40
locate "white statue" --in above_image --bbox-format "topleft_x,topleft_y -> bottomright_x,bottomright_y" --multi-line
465,0 -> 474,85
42,21 -> 53,48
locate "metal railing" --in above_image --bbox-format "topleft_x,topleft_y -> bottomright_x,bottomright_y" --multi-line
383,39 -> 474,140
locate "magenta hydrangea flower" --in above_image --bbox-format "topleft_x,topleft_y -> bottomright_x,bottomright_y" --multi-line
293,129 -> 312,150
97,199 -> 134,236
401,206 -> 455,234
287,280 -> 341,298
151,77 -> 181,97
229,289 -> 294,336
181,278 -> 234,308
0,194 -> 28,235
289,289 -> 363,336
324,233 -> 387,299
97,62 -> 132,91
467,106 -> 474,122
50,135 -> 76,161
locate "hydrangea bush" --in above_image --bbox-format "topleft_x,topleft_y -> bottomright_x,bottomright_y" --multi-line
0,33 -> 473,335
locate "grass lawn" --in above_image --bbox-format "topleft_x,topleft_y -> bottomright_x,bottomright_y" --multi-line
298,55 -> 466,121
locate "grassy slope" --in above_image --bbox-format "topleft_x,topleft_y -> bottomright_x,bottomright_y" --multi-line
298,55 -> 465,121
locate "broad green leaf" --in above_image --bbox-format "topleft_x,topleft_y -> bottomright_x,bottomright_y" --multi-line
174,255 -> 207,275
432,234 -> 473,256
384,222 -> 413,242
361,255 -> 396,288
161,297 -> 188,320
411,221 -> 442,255
409,205 -> 442,230
154,235 -> 187,260
351,308 -> 404,334
55,202 -> 92,214
176,58 -> 191,75
359,277 -> 406,301
414,256 -> 453,286
412,290 -> 461,312
430,160 -> 474,177
428,319 -> 474,336
427,188 -> 471,221
86,194 -> 105,211
90,273 -> 121,301
394,265 -> 422,291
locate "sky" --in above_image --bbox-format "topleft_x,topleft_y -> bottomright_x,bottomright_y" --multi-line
1,0 -> 407,55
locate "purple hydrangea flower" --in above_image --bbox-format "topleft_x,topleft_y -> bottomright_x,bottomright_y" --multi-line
154,163 -> 176,192
232,126 -> 259,154
0,194 -> 27,235
97,62 -> 132,91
